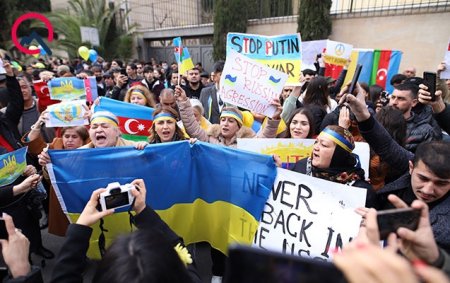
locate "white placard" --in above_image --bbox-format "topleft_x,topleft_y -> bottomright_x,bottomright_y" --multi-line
324,40 -> 353,66
46,100 -> 89,127
219,50 -> 288,117
0,59 -> 6,74
80,27 -> 100,46
441,38 -> 450,80
253,168 -> 366,261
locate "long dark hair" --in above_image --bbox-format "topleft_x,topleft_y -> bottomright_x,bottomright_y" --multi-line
375,106 -> 406,146
303,76 -> 329,110
93,228 -> 193,283
285,107 -> 315,138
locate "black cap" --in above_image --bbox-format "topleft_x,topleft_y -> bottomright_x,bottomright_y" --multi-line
200,71 -> 209,78
404,76 -> 424,86
103,71 -> 112,78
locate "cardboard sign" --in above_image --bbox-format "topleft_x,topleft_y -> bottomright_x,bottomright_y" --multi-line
441,38 -> 450,80
227,33 -> 302,85
237,138 -> 370,179
219,50 -> 288,117
324,40 -> 353,66
46,100 -> 88,127
48,77 -> 98,101
253,168 -> 366,261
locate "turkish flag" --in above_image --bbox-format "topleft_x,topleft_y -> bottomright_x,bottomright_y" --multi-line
33,80 -> 60,112
118,117 -> 153,137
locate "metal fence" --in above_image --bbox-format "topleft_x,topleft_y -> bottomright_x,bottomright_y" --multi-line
127,0 -> 450,31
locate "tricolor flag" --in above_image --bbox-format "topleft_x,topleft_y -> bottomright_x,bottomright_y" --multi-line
344,49 -> 402,93
47,142 -> 276,258
33,80 -> 60,112
93,97 -> 154,142
173,37 -> 195,75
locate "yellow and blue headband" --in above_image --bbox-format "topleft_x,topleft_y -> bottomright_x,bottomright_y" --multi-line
153,112 -> 177,123
131,89 -> 147,102
90,115 -> 119,127
220,110 -> 243,126
319,128 -> 354,153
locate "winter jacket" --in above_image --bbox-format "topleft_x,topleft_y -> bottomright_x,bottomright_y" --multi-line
50,206 -> 201,283
358,115 -> 450,254
178,99 -> 280,148
433,103 -> 450,134
405,109 -> 442,153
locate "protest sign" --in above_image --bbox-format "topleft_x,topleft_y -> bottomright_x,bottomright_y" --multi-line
441,38 -> 450,80
219,50 -> 288,117
253,168 -> 366,261
46,100 -> 88,127
0,59 -> 6,74
0,147 -> 28,186
323,40 -> 353,66
48,77 -> 98,101
237,138 -> 370,179
227,33 -> 302,85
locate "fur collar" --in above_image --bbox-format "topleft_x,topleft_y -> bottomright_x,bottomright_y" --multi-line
206,124 -> 255,144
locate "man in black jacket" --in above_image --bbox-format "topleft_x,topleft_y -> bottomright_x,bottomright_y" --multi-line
343,86 -> 450,254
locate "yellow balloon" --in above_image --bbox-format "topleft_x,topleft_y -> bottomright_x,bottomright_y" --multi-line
29,45 -> 40,58
78,46 -> 90,61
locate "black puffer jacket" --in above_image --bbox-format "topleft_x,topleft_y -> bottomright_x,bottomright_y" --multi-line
405,109 -> 442,153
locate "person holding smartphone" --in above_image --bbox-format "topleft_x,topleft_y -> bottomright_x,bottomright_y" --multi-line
342,85 -> 450,255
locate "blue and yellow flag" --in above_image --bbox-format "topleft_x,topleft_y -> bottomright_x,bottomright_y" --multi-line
0,147 -> 27,187
173,37 -> 195,75
47,141 -> 276,258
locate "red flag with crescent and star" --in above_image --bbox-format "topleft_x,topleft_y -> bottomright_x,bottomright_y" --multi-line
93,97 -> 154,142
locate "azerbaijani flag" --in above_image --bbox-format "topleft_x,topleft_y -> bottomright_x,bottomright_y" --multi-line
47,142 -> 276,259
370,50 -> 402,93
173,37 -> 195,75
93,97 -> 154,142
344,49 -> 402,94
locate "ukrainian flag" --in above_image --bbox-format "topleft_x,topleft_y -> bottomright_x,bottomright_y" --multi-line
0,147 -> 28,186
47,141 -> 276,258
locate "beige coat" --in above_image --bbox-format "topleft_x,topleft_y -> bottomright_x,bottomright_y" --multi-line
178,99 -> 280,148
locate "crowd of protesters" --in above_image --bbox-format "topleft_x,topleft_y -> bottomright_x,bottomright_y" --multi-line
0,51 -> 450,283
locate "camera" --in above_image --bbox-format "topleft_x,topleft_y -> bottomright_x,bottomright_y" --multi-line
379,91 -> 390,106
99,182 -> 135,211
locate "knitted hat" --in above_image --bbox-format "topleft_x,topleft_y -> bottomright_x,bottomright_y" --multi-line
220,107 -> 243,127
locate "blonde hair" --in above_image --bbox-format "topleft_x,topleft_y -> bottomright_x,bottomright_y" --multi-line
124,85 -> 156,107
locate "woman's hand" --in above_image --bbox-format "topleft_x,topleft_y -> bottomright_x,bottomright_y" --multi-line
76,188 -> 114,227
38,149 -> 51,166
13,174 -> 41,196
22,165 -> 37,177
174,85 -> 188,102
270,98 -> 283,120
272,154 -> 282,168
338,106 -> 351,129
130,179 -> 147,215
134,141 -> 148,150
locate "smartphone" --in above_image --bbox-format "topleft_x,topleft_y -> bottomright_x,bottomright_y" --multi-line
225,245 -> 347,283
120,68 -> 128,77
377,207 -> 421,240
348,64 -> 362,95
423,71 -> 436,101
0,219 -> 8,240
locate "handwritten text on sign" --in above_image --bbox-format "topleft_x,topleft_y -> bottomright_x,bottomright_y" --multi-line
253,168 -> 366,261
227,33 -> 302,85
219,50 -> 288,117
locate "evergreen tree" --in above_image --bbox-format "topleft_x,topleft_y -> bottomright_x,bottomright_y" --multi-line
213,0 -> 248,61
297,0 -> 332,41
